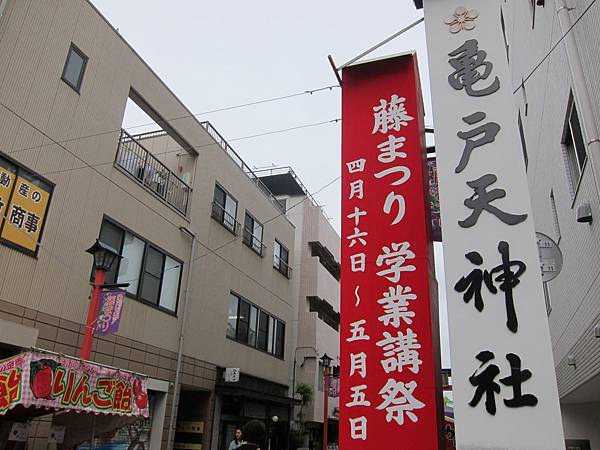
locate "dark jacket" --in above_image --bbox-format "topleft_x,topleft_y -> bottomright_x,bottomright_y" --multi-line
237,444 -> 260,450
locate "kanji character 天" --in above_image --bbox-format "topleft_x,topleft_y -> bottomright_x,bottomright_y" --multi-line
459,174 -> 528,228
349,416 -> 367,440
350,253 -> 366,273
490,241 -> 526,333
17,182 -> 29,198
347,320 -> 370,342
347,206 -> 367,226
24,212 -> 40,234
376,328 -> 422,374
349,180 -> 364,200
469,350 -> 501,415
347,227 -> 368,248
455,112 -> 500,173
347,158 -> 367,174
448,39 -> 500,97
377,285 -> 416,328
346,385 -> 371,407
376,135 -> 406,164
372,94 -> 414,134
8,205 -> 26,228
499,353 -> 538,408
454,251 -> 496,312
350,352 -> 367,378
377,379 -> 425,425
376,242 -> 416,283
383,191 -> 405,225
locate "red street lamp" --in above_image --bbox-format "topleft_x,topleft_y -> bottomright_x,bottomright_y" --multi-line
80,240 -> 121,360
321,353 -> 333,450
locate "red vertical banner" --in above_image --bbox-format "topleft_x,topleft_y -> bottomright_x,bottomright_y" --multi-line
340,53 -> 442,449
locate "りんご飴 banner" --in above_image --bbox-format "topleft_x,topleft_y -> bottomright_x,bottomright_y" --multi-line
0,351 -> 149,417
340,53 -> 442,449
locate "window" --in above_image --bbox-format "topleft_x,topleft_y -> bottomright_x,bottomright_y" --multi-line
97,218 -> 182,314
543,283 -> 552,316
550,190 -> 561,242
62,44 -> 88,92
518,112 -> 528,171
500,8 -> 509,62
243,212 -> 265,256
227,292 -> 285,358
529,0 -> 536,28
563,97 -> 587,193
212,184 -> 239,234
273,240 -> 291,278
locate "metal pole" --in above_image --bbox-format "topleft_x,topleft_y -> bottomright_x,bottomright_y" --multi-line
554,0 -> 600,201
166,230 -> 197,450
322,366 -> 329,450
337,17 -> 424,70
80,269 -> 106,360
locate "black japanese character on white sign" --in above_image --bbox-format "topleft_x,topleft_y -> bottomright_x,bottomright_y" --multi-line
448,39 -> 500,97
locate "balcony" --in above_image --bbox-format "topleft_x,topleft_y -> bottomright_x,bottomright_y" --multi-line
273,255 -> 292,279
211,201 -> 241,235
115,129 -> 191,215
242,228 -> 266,257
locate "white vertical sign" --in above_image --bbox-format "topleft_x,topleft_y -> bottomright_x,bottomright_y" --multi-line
422,1 -> 565,448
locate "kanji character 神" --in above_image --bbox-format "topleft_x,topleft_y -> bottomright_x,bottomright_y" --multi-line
455,112 -> 500,173
376,242 -> 416,283
454,251 -> 496,312
459,174 -> 528,228
376,328 -> 422,374
372,94 -> 414,134
346,385 -> 371,407
377,379 -> 425,426
377,285 -> 416,328
448,39 -> 500,97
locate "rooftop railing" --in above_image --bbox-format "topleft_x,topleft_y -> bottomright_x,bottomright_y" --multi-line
115,129 -> 191,215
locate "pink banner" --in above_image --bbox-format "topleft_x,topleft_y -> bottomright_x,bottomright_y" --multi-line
0,351 -> 149,417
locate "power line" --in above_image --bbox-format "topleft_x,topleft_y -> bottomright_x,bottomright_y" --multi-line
7,84 -> 340,159
0,100 -> 336,308
513,0 -> 598,95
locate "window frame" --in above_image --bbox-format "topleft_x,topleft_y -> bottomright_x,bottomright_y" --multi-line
211,183 -> 239,235
226,291 -> 286,360
61,43 -> 88,93
273,239 -> 291,278
562,95 -> 588,201
243,211 -> 265,256
97,216 -> 183,316
518,111 -> 528,171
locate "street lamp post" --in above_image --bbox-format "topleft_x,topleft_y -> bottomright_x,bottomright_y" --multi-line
321,353 -> 333,450
80,240 -> 120,360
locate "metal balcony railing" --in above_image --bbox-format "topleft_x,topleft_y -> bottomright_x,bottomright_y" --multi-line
242,228 -> 266,257
115,129 -> 191,215
211,201 -> 241,235
200,121 -> 286,213
273,255 -> 292,279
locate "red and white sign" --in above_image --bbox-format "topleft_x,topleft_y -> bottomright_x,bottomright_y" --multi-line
340,53 -> 442,449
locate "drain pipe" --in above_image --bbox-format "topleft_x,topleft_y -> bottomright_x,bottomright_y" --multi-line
166,226 -> 196,450
554,0 -> 600,199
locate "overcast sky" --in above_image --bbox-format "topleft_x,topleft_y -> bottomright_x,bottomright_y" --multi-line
92,0 -> 450,367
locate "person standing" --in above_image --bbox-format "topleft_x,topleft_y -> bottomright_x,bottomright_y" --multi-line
237,420 -> 266,450
228,428 -> 243,450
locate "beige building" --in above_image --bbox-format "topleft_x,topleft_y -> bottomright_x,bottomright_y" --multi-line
0,1 -> 296,449
260,168 -> 341,449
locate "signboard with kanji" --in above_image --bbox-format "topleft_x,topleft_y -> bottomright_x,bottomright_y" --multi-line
0,153 -> 53,256
422,1 -> 564,448
96,290 -> 125,337
340,53 -> 442,449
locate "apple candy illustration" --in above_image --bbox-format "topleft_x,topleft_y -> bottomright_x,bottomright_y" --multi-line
29,359 -> 59,399
133,377 -> 148,409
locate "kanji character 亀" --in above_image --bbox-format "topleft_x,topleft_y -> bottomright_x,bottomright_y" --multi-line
454,251 -> 496,312
9,205 -> 26,228
346,385 -> 371,407
377,379 -> 425,425
376,328 -> 422,374
377,285 -> 416,328
376,242 -> 416,282
349,416 -> 367,440
372,94 -> 414,134
459,174 -> 528,228
455,112 -> 500,173
448,39 -> 500,97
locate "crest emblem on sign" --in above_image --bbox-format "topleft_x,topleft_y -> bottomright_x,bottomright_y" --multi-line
444,7 -> 479,33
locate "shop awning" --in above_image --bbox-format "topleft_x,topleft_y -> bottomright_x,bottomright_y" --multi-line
0,350 -> 149,418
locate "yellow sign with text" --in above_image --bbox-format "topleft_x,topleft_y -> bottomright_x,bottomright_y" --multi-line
0,168 -> 16,220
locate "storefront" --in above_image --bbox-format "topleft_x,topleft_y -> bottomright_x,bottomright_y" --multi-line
0,350 -> 160,450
